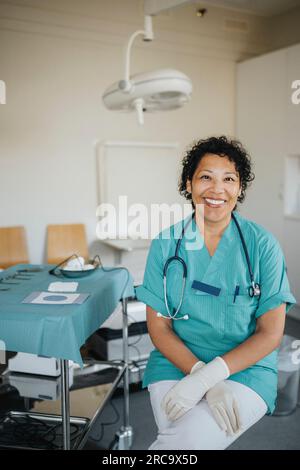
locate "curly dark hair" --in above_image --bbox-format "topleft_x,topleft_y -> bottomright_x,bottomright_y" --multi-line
179,136 -> 255,206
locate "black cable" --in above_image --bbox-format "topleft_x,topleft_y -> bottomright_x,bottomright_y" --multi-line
96,258 -> 148,388
131,358 -> 143,384
0,414 -> 56,449
128,334 -> 143,347
127,311 -> 146,347
88,396 -> 120,445
100,265 -> 131,302
0,412 -> 82,450
97,255 -> 146,351
129,344 -> 141,364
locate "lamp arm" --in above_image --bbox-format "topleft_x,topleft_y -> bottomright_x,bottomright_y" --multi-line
119,15 -> 154,93
124,30 -> 145,86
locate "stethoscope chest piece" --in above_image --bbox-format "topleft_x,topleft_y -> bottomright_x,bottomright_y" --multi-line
249,282 -> 261,298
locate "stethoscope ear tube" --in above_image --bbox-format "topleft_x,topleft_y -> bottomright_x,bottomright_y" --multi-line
163,256 -> 187,278
163,265 -> 186,320
231,212 -> 261,298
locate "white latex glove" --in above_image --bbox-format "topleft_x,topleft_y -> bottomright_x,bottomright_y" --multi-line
191,361 -> 241,435
205,381 -> 241,435
190,360 -> 205,374
161,356 -> 230,421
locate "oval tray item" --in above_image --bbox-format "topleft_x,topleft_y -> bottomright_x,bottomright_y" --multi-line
59,266 -> 96,278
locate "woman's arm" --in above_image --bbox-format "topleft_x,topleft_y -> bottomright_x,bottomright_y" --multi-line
221,303 -> 286,375
146,305 -> 199,375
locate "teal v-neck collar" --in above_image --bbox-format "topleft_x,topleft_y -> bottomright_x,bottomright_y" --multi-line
203,216 -> 235,280
204,217 -> 233,259
187,213 -> 235,281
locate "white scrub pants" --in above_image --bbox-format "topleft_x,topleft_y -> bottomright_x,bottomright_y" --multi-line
148,379 -> 267,450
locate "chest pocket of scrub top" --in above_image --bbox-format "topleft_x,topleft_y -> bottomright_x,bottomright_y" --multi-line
188,284 -> 226,341
224,294 -> 258,343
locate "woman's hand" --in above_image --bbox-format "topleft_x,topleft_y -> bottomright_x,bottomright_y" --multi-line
189,361 -> 241,435
161,356 -> 230,421
205,382 -> 241,435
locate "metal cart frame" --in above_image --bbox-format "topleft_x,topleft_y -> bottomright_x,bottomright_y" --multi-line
59,297 -> 133,450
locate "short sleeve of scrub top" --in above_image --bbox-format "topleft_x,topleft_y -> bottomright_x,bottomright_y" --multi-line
255,235 -> 296,318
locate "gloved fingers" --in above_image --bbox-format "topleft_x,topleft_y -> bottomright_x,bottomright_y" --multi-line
164,399 -> 175,416
210,405 -> 227,432
161,394 -> 172,413
167,403 -> 184,421
217,404 -> 235,436
224,402 -> 238,434
233,398 -> 242,432
171,405 -> 186,421
162,395 -> 178,419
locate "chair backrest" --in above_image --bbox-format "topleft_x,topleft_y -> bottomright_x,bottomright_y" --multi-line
47,224 -> 89,265
0,226 -> 29,269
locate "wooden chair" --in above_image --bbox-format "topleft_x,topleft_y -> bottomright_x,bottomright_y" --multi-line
0,226 -> 29,269
47,224 -> 89,265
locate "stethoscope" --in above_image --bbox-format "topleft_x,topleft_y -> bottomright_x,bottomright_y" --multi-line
159,211 -> 261,321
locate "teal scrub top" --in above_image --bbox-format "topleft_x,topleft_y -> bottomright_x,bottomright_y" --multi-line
135,211 -> 297,414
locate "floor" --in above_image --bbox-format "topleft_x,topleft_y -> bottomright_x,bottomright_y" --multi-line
89,310 -> 300,450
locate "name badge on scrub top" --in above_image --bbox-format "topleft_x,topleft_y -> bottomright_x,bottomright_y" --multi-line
191,280 -> 221,297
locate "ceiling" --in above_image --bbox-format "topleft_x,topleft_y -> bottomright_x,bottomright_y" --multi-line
194,0 -> 300,16
144,0 -> 300,17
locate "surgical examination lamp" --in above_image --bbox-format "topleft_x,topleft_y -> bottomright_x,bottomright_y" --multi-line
102,15 -> 193,125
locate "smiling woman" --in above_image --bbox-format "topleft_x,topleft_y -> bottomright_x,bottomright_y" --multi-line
179,135 -> 254,208
135,135 -> 296,450
180,136 -> 254,254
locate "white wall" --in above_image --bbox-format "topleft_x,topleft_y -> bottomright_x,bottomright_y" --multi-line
236,49 -> 287,242
0,0 -> 271,265
236,44 -> 300,301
